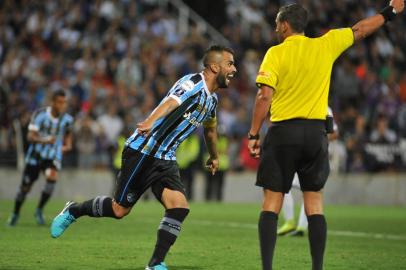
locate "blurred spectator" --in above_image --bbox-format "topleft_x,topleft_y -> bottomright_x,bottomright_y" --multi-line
399,72 -> 406,102
97,103 -> 123,167
332,57 -> 361,108
74,113 -> 102,168
204,126 -> 230,201
176,133 -> 200,200
345,114 -> 368,172
239,137 -> 260,171
0,0 -> 406,172
364,115 -> 401,172
112,114 -> 134,194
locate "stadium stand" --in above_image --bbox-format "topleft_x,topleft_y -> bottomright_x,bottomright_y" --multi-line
1,0 -> 406,173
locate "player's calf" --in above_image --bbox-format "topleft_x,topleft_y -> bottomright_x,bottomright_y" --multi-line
50,197 -> 132,238
67,196 -> 127,219
147,208 -> 190,268
7,182 -> 33,226
36,179 -> 57,225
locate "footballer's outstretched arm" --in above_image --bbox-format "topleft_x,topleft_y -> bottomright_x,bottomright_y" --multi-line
136,97 -> 180,135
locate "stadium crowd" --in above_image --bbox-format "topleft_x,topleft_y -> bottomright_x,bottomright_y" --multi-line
1,0 -> 406,173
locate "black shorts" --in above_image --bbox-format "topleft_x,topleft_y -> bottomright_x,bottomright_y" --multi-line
22,159 -> 58,185
256,119 -> 330,193
114,147 -> 185,207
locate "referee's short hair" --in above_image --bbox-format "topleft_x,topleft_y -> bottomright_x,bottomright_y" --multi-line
203,45 -> 235,67
278,4 -> 308,33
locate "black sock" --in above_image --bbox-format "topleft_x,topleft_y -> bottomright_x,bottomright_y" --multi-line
148,208 -> 190,267
308,214 -> 327,270
258,211 -> 278,270
68,196 -> 117,219
37,180 -> 55,210
13,190 -> 27,215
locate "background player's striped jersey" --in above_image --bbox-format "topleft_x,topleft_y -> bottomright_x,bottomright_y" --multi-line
25,107 -> 73,169
126,72 -> 218,161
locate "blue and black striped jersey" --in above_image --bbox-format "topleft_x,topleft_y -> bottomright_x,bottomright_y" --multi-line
126,72 -> 218,160
25,107 -> 73,169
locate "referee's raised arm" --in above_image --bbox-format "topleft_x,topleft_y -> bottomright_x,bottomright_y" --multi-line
352,0 -> 404,41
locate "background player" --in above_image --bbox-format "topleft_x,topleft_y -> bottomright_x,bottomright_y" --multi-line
8,90 -> 73,226
50,45 -> 237,270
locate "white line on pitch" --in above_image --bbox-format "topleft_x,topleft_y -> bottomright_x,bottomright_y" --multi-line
190,220 -> 406,241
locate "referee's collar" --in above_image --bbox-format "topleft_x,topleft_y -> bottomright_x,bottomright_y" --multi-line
284,34 -> 306,43
200,72 -> 212,95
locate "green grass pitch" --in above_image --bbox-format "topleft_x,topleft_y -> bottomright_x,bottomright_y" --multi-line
1,200 -> 405,269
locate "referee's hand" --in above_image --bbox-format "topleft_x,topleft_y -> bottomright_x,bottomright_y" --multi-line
248,139 -> 261,159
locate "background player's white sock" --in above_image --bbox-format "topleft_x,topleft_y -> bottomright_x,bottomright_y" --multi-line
282,192 -> 295,222
297,203 -> 308,229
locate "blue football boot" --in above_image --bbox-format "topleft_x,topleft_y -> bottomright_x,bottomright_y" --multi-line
145,262 -> 168,270
7,213 -> 19,227
50,201 -> 76,238
34,208 -> 46,225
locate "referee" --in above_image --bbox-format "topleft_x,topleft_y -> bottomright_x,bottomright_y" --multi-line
248,1 -> 404,270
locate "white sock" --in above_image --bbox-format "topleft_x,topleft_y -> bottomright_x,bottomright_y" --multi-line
282,192 -> 295,222
297,203 -> 308,229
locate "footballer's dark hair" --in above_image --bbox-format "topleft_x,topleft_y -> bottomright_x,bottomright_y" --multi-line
203,45 -> 235,67
52,89 -> 66,100
278,4 -> 308,33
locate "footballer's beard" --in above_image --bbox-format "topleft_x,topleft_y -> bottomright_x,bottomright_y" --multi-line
216,73 -> 228,88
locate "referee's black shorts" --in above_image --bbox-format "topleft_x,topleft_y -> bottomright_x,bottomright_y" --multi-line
114,147 -> 186,208
256,119 -> 330,193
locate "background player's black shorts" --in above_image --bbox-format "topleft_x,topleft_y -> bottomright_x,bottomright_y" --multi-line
114,147 -> 186,207
23,159 -> 59,185
256,119 -> 330,193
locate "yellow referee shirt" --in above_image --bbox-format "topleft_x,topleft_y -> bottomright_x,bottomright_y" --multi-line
256,28 -> 354,122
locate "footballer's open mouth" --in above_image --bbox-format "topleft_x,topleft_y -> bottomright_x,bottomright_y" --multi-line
226,73 -> 235,84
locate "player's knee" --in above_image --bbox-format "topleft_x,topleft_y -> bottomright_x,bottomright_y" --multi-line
113,209 -> 129,219
303,191 -> 323,215
161,189 -> 189,209
165,199 -> 189,209
171,200 -> 189,209
45,168 -> 58,180
304,200 -> 323,215
262,189 -> 284,213
112,204 -> 131,219
20,183 -> 32,193
304,204 -> 323,216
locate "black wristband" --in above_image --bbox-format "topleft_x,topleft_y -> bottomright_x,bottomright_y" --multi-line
380,6 -> 397,22
248,133 -> 260,140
